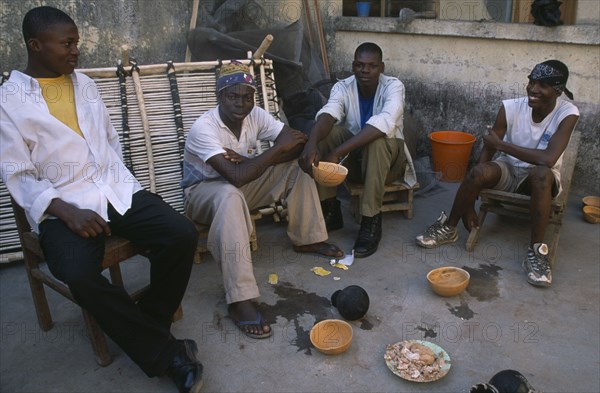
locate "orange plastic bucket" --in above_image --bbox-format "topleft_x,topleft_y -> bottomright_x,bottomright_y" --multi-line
429,131 -> 476,182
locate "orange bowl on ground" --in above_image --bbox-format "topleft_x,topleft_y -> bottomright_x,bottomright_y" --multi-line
583,205 -> 600,224
310,319 -> 353,355
312,162 -> 348,187
427,267 -> 470,297
583,196 -> 600,208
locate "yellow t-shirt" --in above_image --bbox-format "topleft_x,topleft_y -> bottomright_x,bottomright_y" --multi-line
36,75 -> 84,137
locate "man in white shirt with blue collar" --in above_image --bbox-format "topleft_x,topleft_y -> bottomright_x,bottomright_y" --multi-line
299,42 -> 416,258
1,6 -> 202,392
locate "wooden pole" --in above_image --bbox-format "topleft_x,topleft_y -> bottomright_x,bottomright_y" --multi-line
302,0 -> 315,45
252,34 -> 273,60
185,0 -> 200,62
130,63 -> 157,192
77,59 -> 274,78
313,0 -> 330,78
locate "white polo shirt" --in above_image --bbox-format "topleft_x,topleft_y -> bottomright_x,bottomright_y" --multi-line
181,105 -> 284,189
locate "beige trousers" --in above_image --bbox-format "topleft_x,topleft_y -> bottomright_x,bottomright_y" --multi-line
184,161 -> 328,304
317,125 -> 406,217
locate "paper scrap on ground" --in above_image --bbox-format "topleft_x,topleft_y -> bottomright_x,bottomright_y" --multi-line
268,273 -> 278,285
331,262 -> 348,270
330,250 -> 355,266
311,267 -> 331,276
333,276 -> 341,281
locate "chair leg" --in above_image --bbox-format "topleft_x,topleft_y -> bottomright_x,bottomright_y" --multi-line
23,252 -> 54,331
402,189 -> 415,219
351,195 -> 360,223
108,265 -> 124,287
172,304 -> 184,322
546,223 -> 561,268
466,208 -> 488,252
81,309 -> 112,367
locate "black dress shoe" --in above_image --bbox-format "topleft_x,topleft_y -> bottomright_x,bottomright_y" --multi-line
353,213 -> 382,258
167,339 -> 204,393
321,198 -> 344,231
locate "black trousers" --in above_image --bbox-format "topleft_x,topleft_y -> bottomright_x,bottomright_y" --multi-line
39,190 -> 198,376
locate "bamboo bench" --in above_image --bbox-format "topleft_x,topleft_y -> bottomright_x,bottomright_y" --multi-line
2,52 -> 283,365
79,54 -> 281,258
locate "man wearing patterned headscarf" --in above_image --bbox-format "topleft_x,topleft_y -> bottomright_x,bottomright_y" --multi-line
182,61 -> 343,339
416,60 -> 579,288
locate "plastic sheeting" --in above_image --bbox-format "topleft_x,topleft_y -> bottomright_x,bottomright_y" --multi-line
187,0 -> 331,132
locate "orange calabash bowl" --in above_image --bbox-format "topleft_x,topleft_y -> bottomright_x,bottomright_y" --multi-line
312,162 -> 348,187
427,267 -> 470,297
310,319 -> 353,355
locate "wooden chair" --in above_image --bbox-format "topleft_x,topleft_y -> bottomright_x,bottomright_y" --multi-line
10,198 -> 182,366
465,131 -> 581,266
345,181 -> 420,222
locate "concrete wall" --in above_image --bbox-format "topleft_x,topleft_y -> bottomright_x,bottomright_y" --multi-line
323,7 -> 599,195
1,0 -> 598,195
0,0 -> 192,70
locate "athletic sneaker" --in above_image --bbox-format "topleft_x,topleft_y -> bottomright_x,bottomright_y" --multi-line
523,243 -> 552,287
416,211 -> 458,248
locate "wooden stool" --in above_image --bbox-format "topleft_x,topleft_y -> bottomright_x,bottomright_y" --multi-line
345,181 -> 419,223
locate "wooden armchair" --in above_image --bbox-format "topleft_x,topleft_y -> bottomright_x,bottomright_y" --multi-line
465,131 -> 581,266
9,198 -> 184,366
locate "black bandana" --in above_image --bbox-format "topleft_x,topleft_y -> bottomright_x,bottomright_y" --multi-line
528,61 -> 574,100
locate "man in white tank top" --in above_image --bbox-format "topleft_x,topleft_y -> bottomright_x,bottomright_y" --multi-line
416,60 -> 579,288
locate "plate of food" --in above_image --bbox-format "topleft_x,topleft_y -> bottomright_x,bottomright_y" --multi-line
384,340 -> 451,382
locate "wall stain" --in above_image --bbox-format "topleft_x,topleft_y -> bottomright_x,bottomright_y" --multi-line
258,281 -> 332,355
445,300 -> 476,320
463,263 -> 502,301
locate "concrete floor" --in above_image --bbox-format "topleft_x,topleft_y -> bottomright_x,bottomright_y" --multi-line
1,182 -> 599,393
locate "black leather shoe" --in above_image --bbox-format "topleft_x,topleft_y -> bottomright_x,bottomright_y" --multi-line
321,198 -> 344,231
353,213 -> 382,258
167,339 -> 204,393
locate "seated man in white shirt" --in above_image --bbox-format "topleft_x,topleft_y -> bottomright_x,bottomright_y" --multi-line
299,42 -> 417,259
182,61 -> 343,339
415,60 -> 579,288
0,7 -> 202,393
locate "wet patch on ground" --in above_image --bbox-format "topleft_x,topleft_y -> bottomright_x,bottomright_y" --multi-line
258,281 -> 331,355
463,263 -> 502,301
446,300 -> 476,320
417,325 -> 438,338
360,318 -> 374,330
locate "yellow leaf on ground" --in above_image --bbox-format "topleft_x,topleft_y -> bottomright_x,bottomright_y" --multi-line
310,266 -> 331,276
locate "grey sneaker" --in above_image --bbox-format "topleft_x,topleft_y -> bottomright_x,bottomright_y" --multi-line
416,211 -> 458,248
522,243 -> 552,287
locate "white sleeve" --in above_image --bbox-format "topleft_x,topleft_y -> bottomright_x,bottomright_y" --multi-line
254,107 -> 285,141
315,82 -> 347,122
366,79 -> 404,138
0,107 -> 60,224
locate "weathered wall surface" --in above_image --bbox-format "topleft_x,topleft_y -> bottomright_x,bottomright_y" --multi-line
1,0 -> 598,195
1,0 -> 192,70
327,19 -> 599,196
